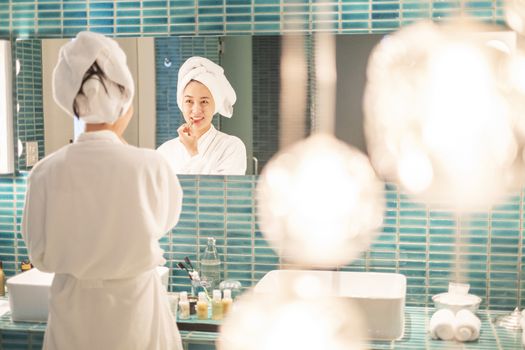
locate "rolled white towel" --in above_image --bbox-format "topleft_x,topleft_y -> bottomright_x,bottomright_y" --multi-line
429,308 -> 456,340
454,309 -> 481,341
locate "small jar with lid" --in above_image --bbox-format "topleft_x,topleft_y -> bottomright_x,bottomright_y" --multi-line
221,289 -> 233,317
196,292 -> 209,320
211,289 -> 223,320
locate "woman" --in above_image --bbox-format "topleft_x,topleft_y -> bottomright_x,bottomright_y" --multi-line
157,56 -> 247,175
22,31 -> 184,350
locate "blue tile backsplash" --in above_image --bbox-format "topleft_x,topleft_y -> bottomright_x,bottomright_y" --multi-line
1,171 -> 525,312
0,0 -> 520,328
0,0 -> 506,39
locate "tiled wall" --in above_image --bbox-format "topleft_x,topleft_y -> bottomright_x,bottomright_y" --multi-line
14,39 -> 44,172
0,0 -> 520,317
0,175 -> 28,275
1,172 -> 524,311
149,179 -> 525,311
0,0 -> 506,39
252,36 -> 281,173
251,36 -> 315,173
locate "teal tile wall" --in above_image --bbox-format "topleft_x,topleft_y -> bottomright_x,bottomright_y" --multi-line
251,35 -> 314,173
0,175 -> 29,277
2,172 -> 524,311
252,36 -> 281,174
14,39 -> 44,172
0,0 -> 506,39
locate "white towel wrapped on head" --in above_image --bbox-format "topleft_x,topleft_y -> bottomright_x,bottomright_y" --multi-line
177,56 -> 236,118
52,31 -> 135,124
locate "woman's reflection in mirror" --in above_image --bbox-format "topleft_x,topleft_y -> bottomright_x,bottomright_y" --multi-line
157,56 -> 247,175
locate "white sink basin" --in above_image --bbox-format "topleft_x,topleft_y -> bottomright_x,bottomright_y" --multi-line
6,266 -> 170,322
254,269 -> 406,340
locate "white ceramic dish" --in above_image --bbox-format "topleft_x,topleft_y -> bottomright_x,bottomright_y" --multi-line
432,292 -> 481,313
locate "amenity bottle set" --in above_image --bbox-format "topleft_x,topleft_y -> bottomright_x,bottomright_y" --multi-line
176,237 -> 235,320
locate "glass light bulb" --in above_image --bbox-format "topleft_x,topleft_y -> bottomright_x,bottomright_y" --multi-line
257,133 -> 384,266
364,20 -> 525,211
217,291 -> 367,350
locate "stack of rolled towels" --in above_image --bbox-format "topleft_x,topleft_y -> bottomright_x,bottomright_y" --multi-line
429,308 -> 481,341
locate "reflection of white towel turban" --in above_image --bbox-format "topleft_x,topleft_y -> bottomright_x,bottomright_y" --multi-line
52,31 -> 134,124
177,56 -> 236,118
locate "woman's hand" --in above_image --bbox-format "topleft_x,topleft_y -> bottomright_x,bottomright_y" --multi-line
177,122 -> 199,156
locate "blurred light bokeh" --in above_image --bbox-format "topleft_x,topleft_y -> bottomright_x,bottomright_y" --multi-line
364,20 -> 525,211
256,133 -> 384,266
505,0 -> 525,35
217,287 -> 367,350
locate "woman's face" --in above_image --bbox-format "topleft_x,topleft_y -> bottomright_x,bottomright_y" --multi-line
182,80 -> 215,138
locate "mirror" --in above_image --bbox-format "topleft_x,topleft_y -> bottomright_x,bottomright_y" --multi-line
13,34 -> 385,175
0,40 -> 14,174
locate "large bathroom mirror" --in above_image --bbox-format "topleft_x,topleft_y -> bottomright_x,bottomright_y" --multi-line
13,34 -> 385,175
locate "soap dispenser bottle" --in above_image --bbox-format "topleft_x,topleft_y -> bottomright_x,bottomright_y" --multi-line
200,237 -> 221,290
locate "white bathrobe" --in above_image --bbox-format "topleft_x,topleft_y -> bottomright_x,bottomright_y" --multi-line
22,130 -> 183,350
157,125 -> 247,175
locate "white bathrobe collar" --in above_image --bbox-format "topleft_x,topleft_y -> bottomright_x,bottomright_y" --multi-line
196,124 -> 219,156
76,130 -> 123,144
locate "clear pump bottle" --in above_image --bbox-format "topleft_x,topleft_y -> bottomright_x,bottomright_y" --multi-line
178,291 -> 190,320
196,291 -> 209,320
200,237 -> 221,290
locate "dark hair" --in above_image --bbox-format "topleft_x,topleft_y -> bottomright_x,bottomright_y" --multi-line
72,61 -> 126,118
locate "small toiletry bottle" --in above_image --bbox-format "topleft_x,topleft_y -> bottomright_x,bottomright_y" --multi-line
178,291 -> 190,320
20,260 -> 32,272
222,289 -> 233,317
0,261 -> 5,297
196,291 -> 209,320
212,289 -> 223,320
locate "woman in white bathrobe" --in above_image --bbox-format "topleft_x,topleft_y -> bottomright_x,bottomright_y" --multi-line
22,31 -> 184,350
157,56 -> 247,175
